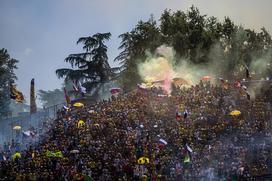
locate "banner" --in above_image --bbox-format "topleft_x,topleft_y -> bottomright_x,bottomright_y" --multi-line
10,82 -> 24,103
46,150 -> 63,158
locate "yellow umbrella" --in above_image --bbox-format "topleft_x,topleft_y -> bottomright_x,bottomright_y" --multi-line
229,110 -> 241,116
12,152 -> 21,160
73,102 -> 84,107
137,157 -> 149,165
13,125 -> 21,130
141,175 -> 148,181
77,120 -> 85,127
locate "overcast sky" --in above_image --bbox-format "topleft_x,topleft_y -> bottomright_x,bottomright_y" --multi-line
1,0 -> 272,106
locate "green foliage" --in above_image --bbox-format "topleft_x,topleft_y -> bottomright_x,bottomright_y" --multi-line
56,32 -> 119,93
115,16 -> 162,90
38,89 -> 65,108
57,6 -> 272,93
115,6 -> 272,89
0,49 -> 18,119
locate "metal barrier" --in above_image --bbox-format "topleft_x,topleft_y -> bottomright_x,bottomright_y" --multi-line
0,102 -> 66,147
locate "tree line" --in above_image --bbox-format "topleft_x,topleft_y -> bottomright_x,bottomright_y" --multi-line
56,6 -> 272,97
1,6 -> 271,112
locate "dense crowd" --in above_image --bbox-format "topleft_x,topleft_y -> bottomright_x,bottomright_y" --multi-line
0,81 -> 271,181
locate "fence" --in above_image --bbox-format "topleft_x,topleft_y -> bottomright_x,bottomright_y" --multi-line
0,102 -> 66,147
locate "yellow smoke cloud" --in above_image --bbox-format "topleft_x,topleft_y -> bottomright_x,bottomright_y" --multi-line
137,45 -> 220,93
138,56 -> 175,83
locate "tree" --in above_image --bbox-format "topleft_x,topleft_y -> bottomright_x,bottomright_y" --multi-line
56,32 -> 120,97
160,9 -> 189,59
114,7 -> 272,89
0,49 -> 18,119
38,89 -> 65,108
221,17 -> 237,40
115,17 -> 162,90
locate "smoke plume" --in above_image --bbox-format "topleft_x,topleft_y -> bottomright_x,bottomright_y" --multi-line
137,45 -> 226,93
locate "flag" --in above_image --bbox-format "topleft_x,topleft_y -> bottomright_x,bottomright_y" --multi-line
78,82 -> 86,96
223,82 -> 229,89
72,80 -> 86,96
78,82 -> 86,94
110,88 -> 121,94
186,144 -> 193,153
219,77 -> 225,83
46,150 -> 55,157
72,80 -> 79,92
64,88 -> 70,104
22,130 -> 31,137
245,65 -> 250,78
46,151 -> 63,158
183,154 -> 190,163
55,151 -> 63,158
219,78 -> 229,89
158,139 -> 167,149
184,109 -> 188,119
30,78 -> 37,114
157,94 -> 168,97
241,85 -> 247,91
159,139 -> 168,145
22,130 -> 36,138
63,105 -> 69,110
10,82 -> 24,103
137,84 -> 147,90
246,92 -> 251,100
234,80 -> 241,88
176,111 -> 182,120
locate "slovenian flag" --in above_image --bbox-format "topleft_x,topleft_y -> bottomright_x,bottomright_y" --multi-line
158,138 -> 168,149
159,139 -> 168,145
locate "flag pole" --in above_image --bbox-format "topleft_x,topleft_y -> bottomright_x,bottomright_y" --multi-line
30,78 -> 37,114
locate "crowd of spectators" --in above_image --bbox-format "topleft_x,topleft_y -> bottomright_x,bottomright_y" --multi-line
0,81 -> 271,181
